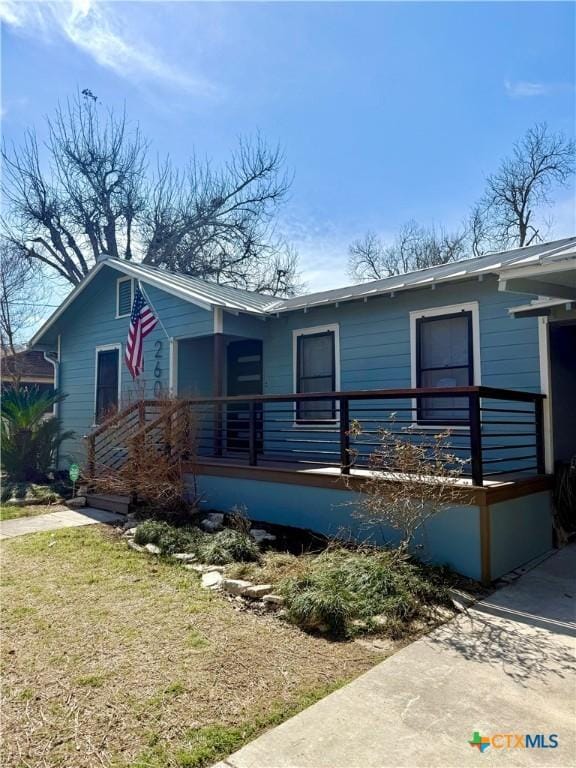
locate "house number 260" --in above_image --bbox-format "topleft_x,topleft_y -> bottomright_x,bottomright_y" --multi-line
153,340 -> 163,396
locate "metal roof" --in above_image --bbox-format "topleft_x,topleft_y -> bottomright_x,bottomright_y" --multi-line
29,236 -> 576,348
109,260 -> 274,313
270,236 -> 576,313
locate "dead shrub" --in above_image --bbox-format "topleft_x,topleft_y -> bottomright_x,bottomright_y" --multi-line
348,420 -> 468,553
88,397 -> 198,513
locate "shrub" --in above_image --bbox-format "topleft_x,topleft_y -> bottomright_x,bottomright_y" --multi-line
1,387 -> 74,482
197,529 -> 260,565
1,482 -> 62,505
282,573 -> 355,636
348,420 -> 467,553
280,546 -> 453,638
134,520 -> 201,555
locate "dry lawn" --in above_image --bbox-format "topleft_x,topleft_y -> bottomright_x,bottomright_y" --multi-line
1,525 -> 381,768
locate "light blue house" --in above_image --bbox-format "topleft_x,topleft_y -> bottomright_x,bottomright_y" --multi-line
30,237 -> 576,582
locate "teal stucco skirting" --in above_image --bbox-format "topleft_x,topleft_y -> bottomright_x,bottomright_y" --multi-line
191,474 -> 483,580
190,475 -> 554,582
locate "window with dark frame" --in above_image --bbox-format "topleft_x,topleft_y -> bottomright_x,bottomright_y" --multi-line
296,331 -> 336,422
416,311 -> 473,424
95,348 -> 119,424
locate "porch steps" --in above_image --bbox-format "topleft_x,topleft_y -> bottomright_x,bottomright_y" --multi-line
86,494 -> 131,515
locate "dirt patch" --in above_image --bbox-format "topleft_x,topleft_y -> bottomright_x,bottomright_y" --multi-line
1,525 -> 381,768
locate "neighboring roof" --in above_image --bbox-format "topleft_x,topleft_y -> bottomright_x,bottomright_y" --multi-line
271,236 -> 576,313
29,236 -> 576,348
1,349 -> 54,380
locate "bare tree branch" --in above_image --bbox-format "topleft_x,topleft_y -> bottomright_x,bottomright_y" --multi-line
348,222 -> 467,282
2,93 -> 297,296
481,123 -> 575,248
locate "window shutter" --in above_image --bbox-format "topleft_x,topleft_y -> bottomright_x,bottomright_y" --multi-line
117,279 -> 132,316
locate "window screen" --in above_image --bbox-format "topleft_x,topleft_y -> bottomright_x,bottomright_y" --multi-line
95,349 -> 119,423
296,331 -> 336,421
416,311 -> 473,423
117,279 -> 133,317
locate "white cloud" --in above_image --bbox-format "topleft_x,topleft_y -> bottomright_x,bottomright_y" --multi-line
0,0 -> 218,96
504,79 -> 574,98
281,213 -> 380,293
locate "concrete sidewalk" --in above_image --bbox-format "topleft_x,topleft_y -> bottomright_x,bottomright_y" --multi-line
0,507 -> 124,539
217,545 -> 576,768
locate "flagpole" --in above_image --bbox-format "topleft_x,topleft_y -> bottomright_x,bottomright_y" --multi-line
138,281 -> 171,341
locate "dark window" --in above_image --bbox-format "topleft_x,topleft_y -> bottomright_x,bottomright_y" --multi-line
95,348 -> 119,424
117,278 -> 133,317
296,331 -> 336,422
416,311 -> 473,423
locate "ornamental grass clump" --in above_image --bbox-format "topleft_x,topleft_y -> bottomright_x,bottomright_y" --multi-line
134,520 -> 202,555
133,520 -> 261,563
197,529 -> 260,565
280,547 -> 453,638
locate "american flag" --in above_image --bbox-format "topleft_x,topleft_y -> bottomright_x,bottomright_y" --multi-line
125,286 -> 158,379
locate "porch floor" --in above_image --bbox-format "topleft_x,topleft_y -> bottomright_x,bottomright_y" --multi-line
190,455 -> 553,504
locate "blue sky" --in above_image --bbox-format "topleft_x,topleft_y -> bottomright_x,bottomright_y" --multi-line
2,0 -> 575,297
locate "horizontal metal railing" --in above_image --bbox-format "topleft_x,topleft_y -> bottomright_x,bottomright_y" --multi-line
86,387 -> 545,487
183,386 -> 546,487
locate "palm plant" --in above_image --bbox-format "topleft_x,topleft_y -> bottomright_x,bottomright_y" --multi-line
1,386 -> 74,481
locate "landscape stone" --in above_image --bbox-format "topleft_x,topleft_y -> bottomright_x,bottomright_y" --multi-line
66,496 -> 86,508
200,518 -> 224,533
249,528 -> 277,544
262,593 -> 285,606
201,571 -> 223,589
127,540 -> 145,552
144,543 -> 161,555
172,552 -> 197,562
243,584 -> 274,599
221,578 -> 253,596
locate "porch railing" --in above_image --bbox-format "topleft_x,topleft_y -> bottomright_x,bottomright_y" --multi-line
86,387 -> 546,487
186,386 -> 545,487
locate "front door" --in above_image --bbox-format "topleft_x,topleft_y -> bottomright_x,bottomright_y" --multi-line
226,340 -> 263,451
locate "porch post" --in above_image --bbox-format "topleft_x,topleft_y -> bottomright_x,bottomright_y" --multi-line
212,308 -> 225,457
469,391 -> 483,487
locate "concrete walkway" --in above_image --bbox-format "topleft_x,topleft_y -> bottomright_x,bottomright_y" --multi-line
217,545 -> 576,768
0,507 -> 124,539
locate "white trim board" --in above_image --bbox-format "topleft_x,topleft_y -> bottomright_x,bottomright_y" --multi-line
538,317 -> 554,473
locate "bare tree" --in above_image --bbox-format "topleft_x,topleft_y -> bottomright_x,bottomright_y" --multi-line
481,123 -> 575,248
0,242 -> 47,385
348,221 -> 467,282
2,92 -> 297,295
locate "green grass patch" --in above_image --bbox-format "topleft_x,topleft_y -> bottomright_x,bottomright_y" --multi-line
0,503 -> 61,521
129,682 -> 343,768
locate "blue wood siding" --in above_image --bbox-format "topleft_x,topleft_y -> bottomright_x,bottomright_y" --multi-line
260,277 -> 540,395
256,277 -> 541,473
53,267 -> 213,464
48,267 -> 541,469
